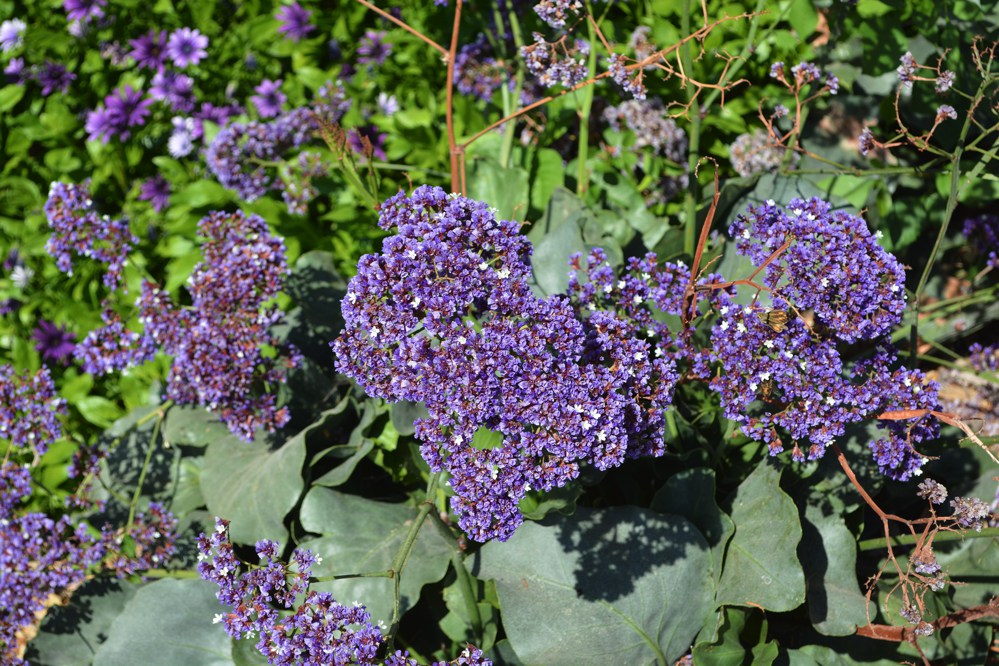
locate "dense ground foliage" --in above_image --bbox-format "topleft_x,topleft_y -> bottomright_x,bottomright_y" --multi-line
1,0 -> 998,664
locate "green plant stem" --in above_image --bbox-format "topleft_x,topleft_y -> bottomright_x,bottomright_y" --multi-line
386,471 -> 443,646
576,4 -> 598,196
450,549 -> 484,643
859,526 -> 999,551
312,570 -> 393,582
909,75 -> 993,365
680,0 -> 701,256
701,0 -> 768,111
126,404 -> 168,529
500,8 -> 526,169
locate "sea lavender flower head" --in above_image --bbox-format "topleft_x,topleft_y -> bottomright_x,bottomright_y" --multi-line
63,0 -> 105,22
607,52 -> 646,100
85,85 -> 154,143
44,180 -> 138,290
138,175 -> 171,212
0,364 -> 66,454
0,18 -> 26,52
333,187 -> 679,541
897,51 -> 917,87
167,27 -> 208,68
729,129 -> 797,176
250,78 -> 286,118
521,32 -> 589,89
136,210 -> 298,440
357,30 -> 392,67
533,0 -> 583,30
729,197 -> 906,342
275,1 -> 315,42
858,127 -> 877,157
128,29 -> 169,70
453,34 -> 510,102
32,320 -> 77,364
936,104 -> 957,121
936,70 -> 955,93
198,518 -> 395,664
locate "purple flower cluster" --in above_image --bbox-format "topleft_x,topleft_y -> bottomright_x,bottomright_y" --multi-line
602,98 -> 688,204
136,210 -> 298,441
770,60 -> 839,95
533,0 -> 583,30
333,187 -> 679,541
897,52 -> 917,87
166,27 -> 208,68
198,518 -> 490,666
521,33 -> 589,89
730,197 -> 906,342
0,365 -> 65,455
969,343 -> 998,373
710,199 -> 939,478
607,53 -> 646,100
729,129 -> 798,176
962,213 -> 999,270
44,181 -> 138,290
0,475 -> 175,666
206,82 -> 349,213
75,309 -> 150,375
85,85 -> 154,143
949,496 -> 992,532
453,34 -> 511,102
4,59 -> 76,95
251,79 -> 287,118
128,29 -> 169,70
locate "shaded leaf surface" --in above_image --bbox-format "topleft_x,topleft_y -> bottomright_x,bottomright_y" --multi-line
475,506 -> 713,666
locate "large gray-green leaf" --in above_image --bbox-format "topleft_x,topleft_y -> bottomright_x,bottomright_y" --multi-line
468,158 -> 530,221
28,579 -> 138,666
163,405 -> 232,448
474,506 -> 714,666
528,190 -> 587,296
298,487 -> 454,623
652,467 -> 735,587
716,464 -> 806,611
200,430 -> 306,545
93,579 -> 232,666
801,504 -> 868,636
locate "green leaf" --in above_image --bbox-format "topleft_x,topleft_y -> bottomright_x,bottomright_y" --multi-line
716,464 -> 806,612
474,506 -> 714,665
162,405 -> 231,448
76,395 -> 124,428
527,188 -> 588,296
0,84 -> 25,112
298,487 -> 455,624
30,579 -> 138,665
93,579 -> 233,666
652,467 -> 735,586
467,158 -> 529,221
390,401 -> 428,437
529,148 -> 565,213
800,504 -> 868,636
173,180 -> 232,208
200,429 -> 306,545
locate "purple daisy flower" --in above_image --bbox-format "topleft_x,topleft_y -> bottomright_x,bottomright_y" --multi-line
138,175 -> 171,212
196,101 -> 243,128
85,85 -> 153,143
33,320 -> 77,365
167,27 -> 208,68
149,69 -> 195,112
346,124 -> 387,161
275,2 -> 315,42
129,29 -> 169,70
34,62 -> 76,96
357,30 -> 392,67
250,79 -> 286,118
63,0 -> 106,22
0,18 -> 26,53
